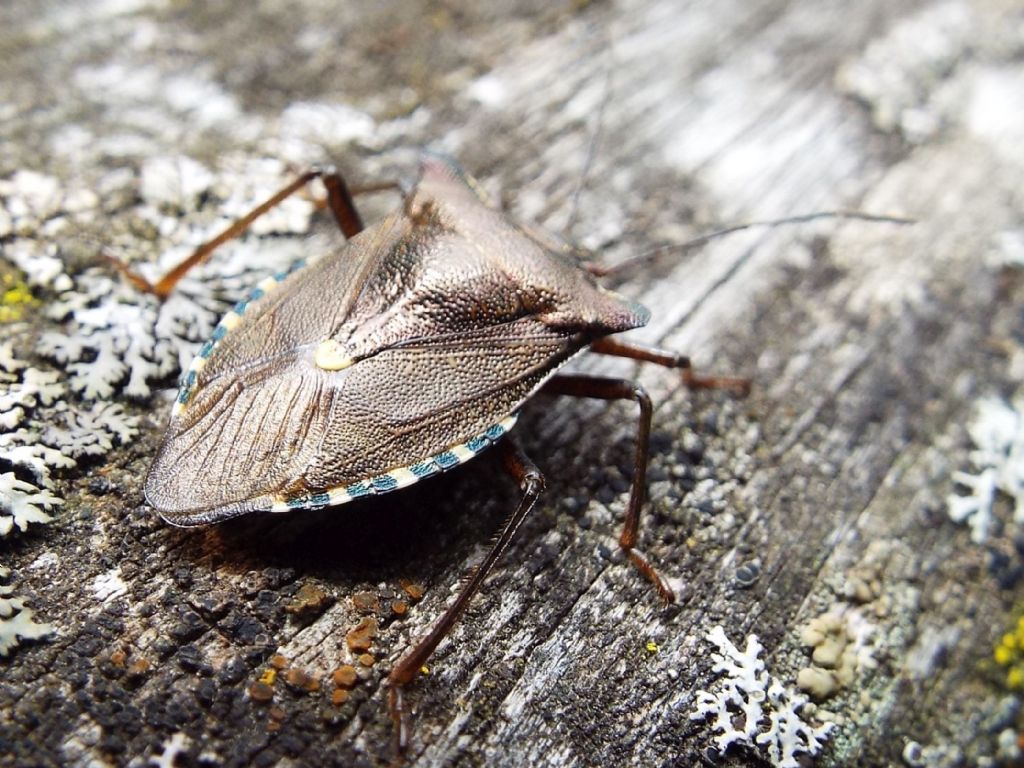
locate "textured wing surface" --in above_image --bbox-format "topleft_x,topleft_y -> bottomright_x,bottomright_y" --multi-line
305,318 -> 572,487
193,213 -> 409,386
146,157 -> 650,524
145,359 -> 335,523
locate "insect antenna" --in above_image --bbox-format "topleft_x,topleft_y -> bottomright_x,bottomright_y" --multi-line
563,34 -> 614,238
582,210 -> 915,280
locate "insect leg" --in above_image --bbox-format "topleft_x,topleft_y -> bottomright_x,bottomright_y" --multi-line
589,337 -> 750,394
539,374 -> 675,603
388,439 -> 545,753
108,166 -> 366,299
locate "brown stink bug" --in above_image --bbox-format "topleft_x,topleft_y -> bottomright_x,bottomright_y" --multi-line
125,154 -> 768,749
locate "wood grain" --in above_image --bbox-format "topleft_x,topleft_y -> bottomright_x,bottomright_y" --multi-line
2,1 -> 1022,766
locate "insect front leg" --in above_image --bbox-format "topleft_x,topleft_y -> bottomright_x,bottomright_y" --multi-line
539,374 -> 677,602
589,337 -> 750,394
106,165 -> 369,299
388,439 -> 545,755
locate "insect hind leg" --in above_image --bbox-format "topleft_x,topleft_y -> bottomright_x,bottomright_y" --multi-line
388,438 -> 545,755
108,165 -> 371,299
539,373 -> 676,602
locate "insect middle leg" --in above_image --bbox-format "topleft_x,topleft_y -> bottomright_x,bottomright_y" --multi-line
388,438 -> 545,753
107,166 -> 371,299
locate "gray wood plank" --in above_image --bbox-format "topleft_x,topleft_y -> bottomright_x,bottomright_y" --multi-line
1,1 -> 1021,766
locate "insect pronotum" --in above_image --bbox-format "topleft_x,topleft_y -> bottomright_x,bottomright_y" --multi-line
130,155 -> 756,750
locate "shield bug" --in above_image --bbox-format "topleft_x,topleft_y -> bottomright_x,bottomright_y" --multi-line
126,154 -> 768,748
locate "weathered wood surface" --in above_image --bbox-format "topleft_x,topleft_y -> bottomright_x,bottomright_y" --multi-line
2,0 -> 1023,766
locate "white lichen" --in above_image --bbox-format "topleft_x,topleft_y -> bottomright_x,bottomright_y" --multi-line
0,431 -> 77,484
91,568 -> 129,603
0,566 -> 54,656
41,401 -> 140,459
0,341 -> 139,536
40,155 -> 314,399
947,395 -> 1024,543
691,627 -> 769,752
0,170 -> 92,291
149,732 -> 190,768
835,1 -> 972,142
0,344 -> 65,432
691,625 -> 834,768
0,345 -> 69,536
0,342 -> 26,374
41,270 -> 201,399
0,473 -> 63,536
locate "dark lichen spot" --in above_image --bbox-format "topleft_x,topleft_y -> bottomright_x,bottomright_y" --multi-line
193,678 -> 216,706
177,644 -> 213,675
735,561 -> 762,588
221,612 -> 266,645
88,476 -> 113,495
217,657 -> 246,685
170,610 -> 207,643
191,590 -> 235,620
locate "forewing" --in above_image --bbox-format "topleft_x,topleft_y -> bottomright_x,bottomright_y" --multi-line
194,212 -> 409,388
146,357 -> 334,524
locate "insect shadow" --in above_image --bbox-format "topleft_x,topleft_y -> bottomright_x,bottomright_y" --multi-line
192,449 -> 514,582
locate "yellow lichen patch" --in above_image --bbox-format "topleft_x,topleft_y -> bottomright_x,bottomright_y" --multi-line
258,668 -> 277,686
0,272 -> 37,323
314,339 -> 353,371
994,614 -> 1024,690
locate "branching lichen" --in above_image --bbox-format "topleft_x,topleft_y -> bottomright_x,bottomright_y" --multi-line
690,625 -> 834,768
947,395 -> 1024,543
41,401 -> 139,459
0,341 -> 136,536
39,155 -> 314,399
0,566 -> 54,656
0,473 -> 62,536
